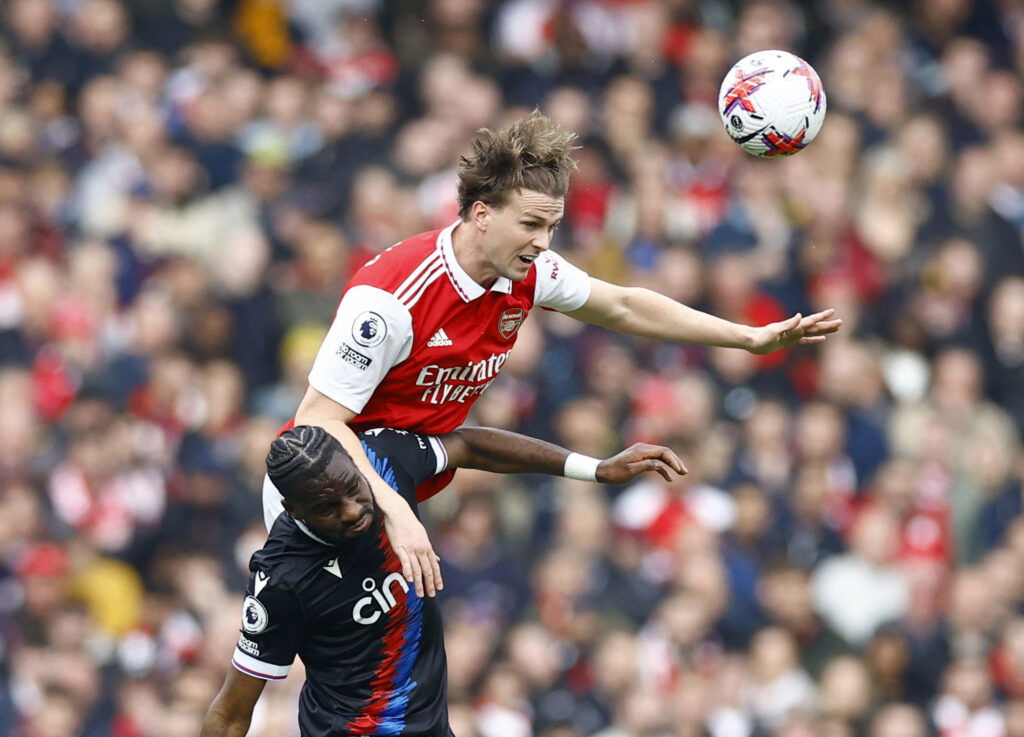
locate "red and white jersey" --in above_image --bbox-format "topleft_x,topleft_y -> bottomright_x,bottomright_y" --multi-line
306,220 -> 591,499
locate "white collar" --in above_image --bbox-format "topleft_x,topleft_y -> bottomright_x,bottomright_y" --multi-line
437,220 -> 513,302
294,517 -> 333,546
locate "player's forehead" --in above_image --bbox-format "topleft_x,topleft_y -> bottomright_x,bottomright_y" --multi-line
510,189 -> 564,221
327,454 -> 366,490
297,455 -> 364,502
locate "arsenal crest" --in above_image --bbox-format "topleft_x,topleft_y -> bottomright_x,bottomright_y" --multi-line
498,308 -> 525,339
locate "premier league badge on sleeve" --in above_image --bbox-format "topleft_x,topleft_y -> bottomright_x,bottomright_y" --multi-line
498,308 -> 525,339
242,596 -> 269,634
352,311 -> 387,348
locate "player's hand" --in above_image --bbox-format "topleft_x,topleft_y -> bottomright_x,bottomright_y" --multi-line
746,308 -> 842,355
596,443 -> 687,483
382,509 -> 443,598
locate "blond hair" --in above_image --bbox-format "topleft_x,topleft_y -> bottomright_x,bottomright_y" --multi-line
457,110 -> 579,218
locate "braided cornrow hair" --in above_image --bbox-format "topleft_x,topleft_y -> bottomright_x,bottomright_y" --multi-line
266,425 -> 346,497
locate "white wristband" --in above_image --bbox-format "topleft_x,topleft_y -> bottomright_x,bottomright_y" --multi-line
564,452 -> 600,482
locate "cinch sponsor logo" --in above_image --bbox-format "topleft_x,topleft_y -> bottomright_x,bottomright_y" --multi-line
353,572 -> 409,626
414,350 -> 512,404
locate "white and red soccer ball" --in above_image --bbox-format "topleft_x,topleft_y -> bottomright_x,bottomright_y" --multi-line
718,49 -> 827,158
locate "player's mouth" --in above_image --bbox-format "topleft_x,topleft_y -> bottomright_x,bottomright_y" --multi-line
345,512 -> 373,537
518,253 -> 538,265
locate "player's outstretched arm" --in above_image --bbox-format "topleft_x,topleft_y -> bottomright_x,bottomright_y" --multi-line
296,387 -> 443,598
568,278 -> 842,353
441,427 -> 687,483
200,669 -> 266,737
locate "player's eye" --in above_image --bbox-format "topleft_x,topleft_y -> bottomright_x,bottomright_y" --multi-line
343,482 -> 366,499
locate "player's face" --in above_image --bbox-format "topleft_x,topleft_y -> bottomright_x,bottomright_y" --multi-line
482,189 -> 564,281
290,456 -> 377,544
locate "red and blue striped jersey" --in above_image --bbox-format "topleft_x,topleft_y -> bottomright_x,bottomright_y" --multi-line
235,429 -> 451,737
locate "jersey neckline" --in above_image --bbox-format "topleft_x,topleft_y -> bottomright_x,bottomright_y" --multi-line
437,220 -> 513,302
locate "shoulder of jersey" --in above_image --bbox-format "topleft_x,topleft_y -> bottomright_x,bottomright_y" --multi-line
257,523 -> 326,573
349,229 -> 445,302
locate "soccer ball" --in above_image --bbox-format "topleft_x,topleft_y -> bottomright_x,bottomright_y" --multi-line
718,49 -> 826,158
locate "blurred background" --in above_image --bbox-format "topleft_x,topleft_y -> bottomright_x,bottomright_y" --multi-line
1,0 -> 1024,736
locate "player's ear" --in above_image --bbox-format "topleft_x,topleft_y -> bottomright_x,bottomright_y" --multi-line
470,200 -> 490,231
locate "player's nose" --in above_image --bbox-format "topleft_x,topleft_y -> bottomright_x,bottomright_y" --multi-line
531,230 -> 551,252
339,498 -> 364,522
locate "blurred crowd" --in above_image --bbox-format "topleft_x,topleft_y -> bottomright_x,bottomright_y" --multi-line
2,0 -> 1024,736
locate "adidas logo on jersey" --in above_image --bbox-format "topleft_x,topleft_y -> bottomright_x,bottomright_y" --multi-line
426,328 -> 453,347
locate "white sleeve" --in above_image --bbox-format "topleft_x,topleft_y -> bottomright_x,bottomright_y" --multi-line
533,251 -> 592,312
426,435 -> 448,475
307,285 -> 414,414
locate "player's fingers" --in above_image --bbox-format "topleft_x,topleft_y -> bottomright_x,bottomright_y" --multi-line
806,318 -> 843,335
429,551 -> 444,592
641,458 -> 669,480
396,546 -> 414,586
781,313 -> 802,333
406,550 -> 425,598
641,446 -> 682,474
798,335 -> 827,344
777,314 -> 803,341
417,551 -> 436,597
657,447 -> 687,475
